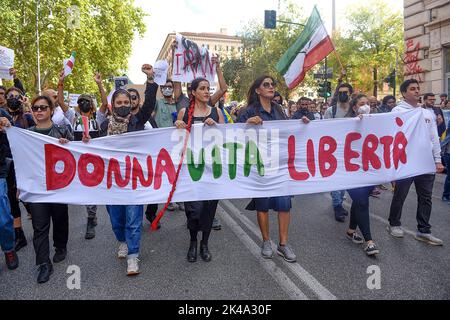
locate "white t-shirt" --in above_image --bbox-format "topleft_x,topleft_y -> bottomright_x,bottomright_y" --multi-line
52,106 -> 75,128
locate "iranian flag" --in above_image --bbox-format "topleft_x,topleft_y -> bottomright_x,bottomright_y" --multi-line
63,51 -> 76,77
276,7 -> 334,89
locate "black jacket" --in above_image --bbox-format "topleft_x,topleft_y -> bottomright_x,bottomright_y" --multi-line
100,82 -> 158,136
0,113 -> 13,179
28,124 -> 74,140
291,109 -> 316,121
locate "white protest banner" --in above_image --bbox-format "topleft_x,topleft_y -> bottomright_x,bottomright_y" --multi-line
68,94 -> 81,107
154,60 -> 169,86
172,33 -> 217,83
6,110 -> 435,205
0,45 -> 14,80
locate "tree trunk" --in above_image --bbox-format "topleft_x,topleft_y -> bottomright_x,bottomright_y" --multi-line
373,67 -> 378,98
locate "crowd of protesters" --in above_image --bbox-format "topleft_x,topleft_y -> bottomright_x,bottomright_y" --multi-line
0,52 -> 449,284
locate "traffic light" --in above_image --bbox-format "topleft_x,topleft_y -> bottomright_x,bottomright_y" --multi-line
384,70 -> 396,88
264,10 -> 277,29
318,81 -> 332,98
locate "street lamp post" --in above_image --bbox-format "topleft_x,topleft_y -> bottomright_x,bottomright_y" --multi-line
36,0 -> 42,94
394,47 -> 398,98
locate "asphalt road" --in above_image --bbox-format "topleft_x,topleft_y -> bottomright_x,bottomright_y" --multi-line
0,174 -> 448,300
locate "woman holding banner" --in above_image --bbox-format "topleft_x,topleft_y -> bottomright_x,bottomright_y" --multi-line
237,75 -> 309,263
344,94 -> 380,256
174,77 -> 225,263
57,71 -> 106,240
98,66 -> 158,276
3,86 -> 33,252
0,95 -> 73,284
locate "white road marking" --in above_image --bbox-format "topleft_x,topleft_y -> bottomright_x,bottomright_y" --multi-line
220,200 -> 337,300
216,206 -> 308,300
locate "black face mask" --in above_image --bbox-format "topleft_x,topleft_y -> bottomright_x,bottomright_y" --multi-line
78,100 -> 91,113
114,105 -> 131,118
7,97 -> 22,111
338,92 -> 349,103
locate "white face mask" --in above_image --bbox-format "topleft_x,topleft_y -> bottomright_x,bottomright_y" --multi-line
358,104 -> 370,115
162,88 -> 173,97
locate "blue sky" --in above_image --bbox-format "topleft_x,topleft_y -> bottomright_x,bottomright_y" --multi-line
127,0 -> 403,83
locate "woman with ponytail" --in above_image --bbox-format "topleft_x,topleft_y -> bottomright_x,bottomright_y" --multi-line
237,75 -> 310,263
173,77 -> 224,263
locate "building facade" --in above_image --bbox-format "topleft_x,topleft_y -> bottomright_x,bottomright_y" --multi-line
404,0 -> 450,101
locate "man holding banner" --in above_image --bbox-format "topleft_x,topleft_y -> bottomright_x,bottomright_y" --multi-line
388,79 -> 444,245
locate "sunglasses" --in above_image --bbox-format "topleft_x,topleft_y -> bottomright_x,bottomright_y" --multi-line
7,94 -> 21,99
31,105 -> 50,112
262,82 -> 276,89
130,95 -> 138,101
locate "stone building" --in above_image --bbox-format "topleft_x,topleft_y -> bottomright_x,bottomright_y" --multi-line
403,0 -> 450,101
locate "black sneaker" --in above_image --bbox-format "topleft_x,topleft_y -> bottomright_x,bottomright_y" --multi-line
5,250 -> 19,270
212,218 -> 221,230
53,248 -> 67,263
37,263 -> 53,284
364,242 -> 380,256
14,228 -> 28,252
85,218 -> 96,240
199,242 -> 211,262
333,206 -> 346,222
346,232 -> 364,244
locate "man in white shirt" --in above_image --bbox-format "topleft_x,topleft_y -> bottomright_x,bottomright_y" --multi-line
42,89 -> 75,128
387,79 -> 444,245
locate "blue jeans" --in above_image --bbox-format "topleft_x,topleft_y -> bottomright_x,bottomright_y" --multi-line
0,178 -> 14,252
331,190 -> 345,207
106,205 -> 143,258
347,186 -> 374,242
443,154 -> 450,199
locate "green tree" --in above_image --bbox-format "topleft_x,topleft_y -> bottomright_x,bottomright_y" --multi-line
223,1 -> 319,102
328,0 -> 404,97
0,0 -> 146,95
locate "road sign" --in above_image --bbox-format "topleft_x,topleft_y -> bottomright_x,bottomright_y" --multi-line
314,73 -> 333,80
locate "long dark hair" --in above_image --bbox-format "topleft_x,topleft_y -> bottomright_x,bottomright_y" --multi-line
186,77 -> 209,129
151,77 -> 209,230
246,75 -> 274,107
111,89 -> 131,108
347,94 -> 367,118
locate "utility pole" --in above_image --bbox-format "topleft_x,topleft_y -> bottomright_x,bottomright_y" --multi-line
394,48 -> 399,98
332,0 -> 336,32
36,0 -> 42,94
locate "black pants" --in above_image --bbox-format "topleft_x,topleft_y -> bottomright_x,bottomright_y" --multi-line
184,200 -> 218,233
347,186 -> 374,242
6,164 -> 21,219
30,203 -> 69,265
389,174 -> 435,234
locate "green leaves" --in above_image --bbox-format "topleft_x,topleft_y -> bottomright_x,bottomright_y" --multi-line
329,0 -> 403,96
1,0 -> 146,96
222,1 -> 308,102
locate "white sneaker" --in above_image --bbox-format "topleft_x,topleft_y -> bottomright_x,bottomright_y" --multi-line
127,257 -> 140,276
387,225 -> 404,238
117,243 -> 128,259
414,232 -> 443,246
